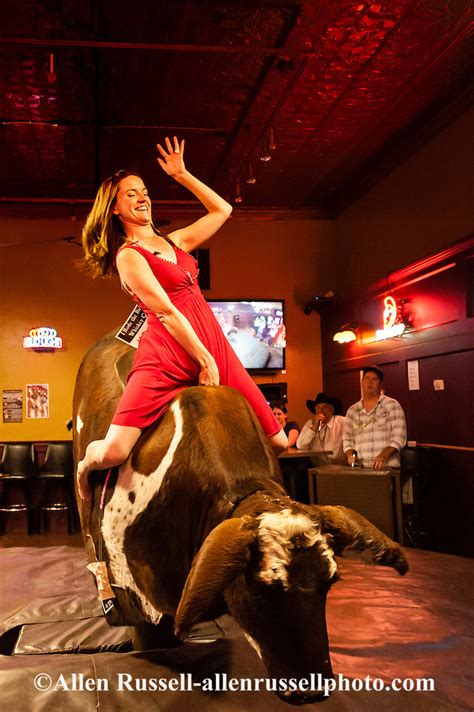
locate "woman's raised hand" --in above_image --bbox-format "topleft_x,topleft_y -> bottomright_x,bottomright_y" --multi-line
157,136 -> 186,177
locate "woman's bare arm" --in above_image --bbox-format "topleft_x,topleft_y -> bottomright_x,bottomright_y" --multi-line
157,137 -> 232,252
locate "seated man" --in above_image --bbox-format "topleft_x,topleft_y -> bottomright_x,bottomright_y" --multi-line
296,393 -> 345,462
343,365 -> 407,469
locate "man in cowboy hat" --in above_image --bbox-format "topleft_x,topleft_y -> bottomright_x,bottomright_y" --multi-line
296,392 -> 345,462
343,365 -> 407,469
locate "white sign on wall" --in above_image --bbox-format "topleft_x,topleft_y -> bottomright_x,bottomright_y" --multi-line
407,360 -> 420,391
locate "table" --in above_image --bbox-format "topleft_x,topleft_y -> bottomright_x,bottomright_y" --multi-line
307,464 -> 404,544
277,448 -> 333,500
278,447 -> 333,460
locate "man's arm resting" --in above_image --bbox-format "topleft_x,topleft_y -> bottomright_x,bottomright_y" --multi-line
373,446 -> 398,470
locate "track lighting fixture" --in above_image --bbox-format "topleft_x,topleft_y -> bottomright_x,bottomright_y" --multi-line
259,135 -> 271,162
47,52 -> 57,83
234,180 -> 243,203
246,163 -> 256,184
268,126 -> 277,151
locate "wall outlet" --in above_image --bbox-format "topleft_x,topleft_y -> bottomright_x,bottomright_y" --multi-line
433,379 -> 445,391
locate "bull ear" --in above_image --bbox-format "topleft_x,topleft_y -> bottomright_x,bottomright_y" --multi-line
174,517 -> 257,639
310,504 -> 408,576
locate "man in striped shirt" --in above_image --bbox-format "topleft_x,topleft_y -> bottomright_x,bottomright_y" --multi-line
343,365 -> 407,469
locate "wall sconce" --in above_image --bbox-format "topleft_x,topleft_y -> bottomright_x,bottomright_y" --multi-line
333,323 -> 358,344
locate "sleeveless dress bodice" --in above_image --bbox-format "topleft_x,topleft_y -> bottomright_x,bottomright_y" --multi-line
112,242 -> 280,438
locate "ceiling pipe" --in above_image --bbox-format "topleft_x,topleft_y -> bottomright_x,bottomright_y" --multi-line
0,197 -> 201,205
0,120 -> 227,132
0,36 -> 315,56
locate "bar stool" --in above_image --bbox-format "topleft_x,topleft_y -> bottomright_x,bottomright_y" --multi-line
0,443 -> 36,535
36,442 -> 77,534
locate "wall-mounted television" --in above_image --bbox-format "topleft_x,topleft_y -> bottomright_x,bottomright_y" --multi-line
207,299 -> 286,372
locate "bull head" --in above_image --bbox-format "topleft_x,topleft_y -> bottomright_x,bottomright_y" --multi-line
175,503 -> 407,705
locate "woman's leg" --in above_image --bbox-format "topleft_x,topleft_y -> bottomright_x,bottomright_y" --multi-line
77,424 -> 142,501
269,428 -> 288,455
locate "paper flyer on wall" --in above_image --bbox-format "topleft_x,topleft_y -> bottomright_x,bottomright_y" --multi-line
26,383 -> 49,419
115,305 -> 147,348
2,389 -> 23,423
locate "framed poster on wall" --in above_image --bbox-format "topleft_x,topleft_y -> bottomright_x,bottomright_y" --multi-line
26,384 -> 49,419
2,389 -> 23,423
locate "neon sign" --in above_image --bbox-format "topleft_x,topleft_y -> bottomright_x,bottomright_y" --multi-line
375,297 -> 406,341
23,327 -> 63,351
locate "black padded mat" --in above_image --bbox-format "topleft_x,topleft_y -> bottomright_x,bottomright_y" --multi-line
0,545 -> 473,710
0,546 -> 102,635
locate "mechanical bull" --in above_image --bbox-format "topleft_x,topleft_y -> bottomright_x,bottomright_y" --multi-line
73,330 -> 408,706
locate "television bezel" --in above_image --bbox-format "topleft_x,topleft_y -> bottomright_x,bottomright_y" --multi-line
206,298 -> 286,374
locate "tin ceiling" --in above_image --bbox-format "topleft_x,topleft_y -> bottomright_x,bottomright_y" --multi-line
1,0 -> 473,217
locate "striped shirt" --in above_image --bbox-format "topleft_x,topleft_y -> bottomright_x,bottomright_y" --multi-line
343,395 -> 407,468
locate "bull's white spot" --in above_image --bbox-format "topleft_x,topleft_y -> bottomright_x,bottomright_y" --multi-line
76,415 -> 84,433
101,400 -> 184,623
244,633 -> 262,659
257,509 -> 338,587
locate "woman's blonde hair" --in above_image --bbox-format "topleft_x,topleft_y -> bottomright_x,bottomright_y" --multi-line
80,169 -> 160,278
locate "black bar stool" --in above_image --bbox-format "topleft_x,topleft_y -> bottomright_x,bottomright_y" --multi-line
36,442 -> 77,534
0,443 -> 36,535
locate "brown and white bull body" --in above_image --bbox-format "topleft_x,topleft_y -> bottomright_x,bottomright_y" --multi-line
73,331 -> 408,705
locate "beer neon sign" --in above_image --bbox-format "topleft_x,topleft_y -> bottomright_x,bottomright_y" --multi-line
23,327 -> 63,351
375,296 -> 406,340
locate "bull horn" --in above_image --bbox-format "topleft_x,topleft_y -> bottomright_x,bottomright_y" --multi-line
310,504 -> 408,576
174,516 -> 257,639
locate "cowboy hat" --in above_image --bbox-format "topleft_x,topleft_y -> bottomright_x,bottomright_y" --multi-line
306,392 -> 343,416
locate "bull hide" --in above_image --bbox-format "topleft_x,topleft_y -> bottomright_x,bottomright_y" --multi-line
73,330 -> 408,705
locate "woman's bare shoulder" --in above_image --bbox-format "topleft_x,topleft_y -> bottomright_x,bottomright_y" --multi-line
116,243 -> 145,261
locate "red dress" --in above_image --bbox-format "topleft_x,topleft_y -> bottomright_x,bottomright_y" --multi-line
112,241 -> 280,438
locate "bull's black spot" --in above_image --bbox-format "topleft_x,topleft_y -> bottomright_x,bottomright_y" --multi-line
128,491 -> 136,503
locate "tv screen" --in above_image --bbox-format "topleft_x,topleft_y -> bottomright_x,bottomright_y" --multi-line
207,300 -> 286,371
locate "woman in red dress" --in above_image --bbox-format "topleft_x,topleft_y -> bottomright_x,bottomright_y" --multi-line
77,137 -> 287,499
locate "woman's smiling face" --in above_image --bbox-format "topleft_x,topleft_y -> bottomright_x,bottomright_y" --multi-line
114,175 -> 152,227
272,406 -> 287,427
